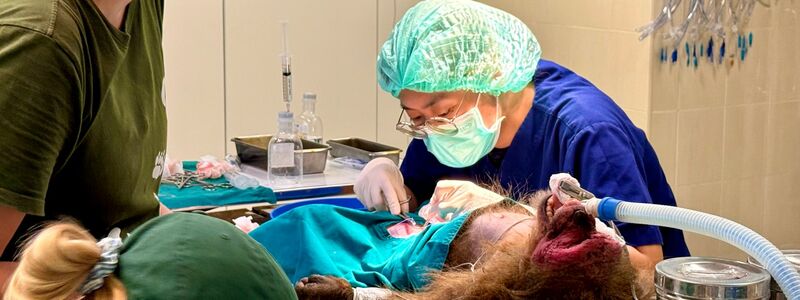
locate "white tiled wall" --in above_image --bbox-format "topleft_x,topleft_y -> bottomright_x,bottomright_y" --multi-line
723,104 -> 769,180
675,108 -> 725,185
764,172 -> 800,249
483,0 -> 655,131
163,0 -> 799,257
648,0 -> 800,258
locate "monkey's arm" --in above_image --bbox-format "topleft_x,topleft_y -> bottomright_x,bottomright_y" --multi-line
627,244 -> 661,297
295,275 -> 355,300
295,275 -> 404,300
627,244 -> 663,270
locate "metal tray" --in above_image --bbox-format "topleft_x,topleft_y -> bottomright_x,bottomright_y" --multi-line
327,137 -> 402,165
231,135 -> 329,174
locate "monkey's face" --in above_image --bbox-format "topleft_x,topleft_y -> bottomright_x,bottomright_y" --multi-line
414,195 -> 640,300
532,198 -> 625,271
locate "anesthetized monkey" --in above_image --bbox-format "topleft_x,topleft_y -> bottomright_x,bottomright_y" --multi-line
294,189 -> 653,300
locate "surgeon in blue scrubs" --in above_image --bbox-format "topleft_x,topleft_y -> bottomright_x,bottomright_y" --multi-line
355,0 -> 690,271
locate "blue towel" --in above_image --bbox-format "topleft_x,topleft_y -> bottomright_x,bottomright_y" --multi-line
158,161 -> 276,209
250,205 -> 468,290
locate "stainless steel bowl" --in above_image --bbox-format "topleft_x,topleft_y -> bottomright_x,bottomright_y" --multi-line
655,257 -> 771,299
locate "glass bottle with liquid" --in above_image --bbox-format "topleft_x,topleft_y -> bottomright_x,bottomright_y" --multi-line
268,111 -> 303,186
297,92 -> 324,143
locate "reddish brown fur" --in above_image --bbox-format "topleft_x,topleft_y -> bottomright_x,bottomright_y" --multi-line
294,275 -> 354,300
444,198 -> 534,268
395,190 -> 640,300
295,188 -> 646,300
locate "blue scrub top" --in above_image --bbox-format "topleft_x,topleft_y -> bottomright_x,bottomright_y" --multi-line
401,60 -> 690,258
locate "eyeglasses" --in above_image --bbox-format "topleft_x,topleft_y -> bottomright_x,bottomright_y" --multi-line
395,92 -> 470,138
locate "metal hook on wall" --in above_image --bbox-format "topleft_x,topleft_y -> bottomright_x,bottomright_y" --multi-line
640,0 -> 769,67
637,0 -> 682,41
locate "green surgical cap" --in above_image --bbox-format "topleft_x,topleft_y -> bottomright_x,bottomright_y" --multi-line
118,213 -> 297,299
377,0 -> 541,97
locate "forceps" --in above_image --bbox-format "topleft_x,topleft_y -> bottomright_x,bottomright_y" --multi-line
163,172 -> 233,191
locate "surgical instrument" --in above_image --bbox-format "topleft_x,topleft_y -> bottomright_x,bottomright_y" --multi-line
280,21 -> 293,112
558,180 -> 596,201
162,172 -> 234,191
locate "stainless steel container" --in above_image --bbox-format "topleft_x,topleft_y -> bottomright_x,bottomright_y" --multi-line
655,257 -> 771,300
231,135 -> 330,174
327,137 -> 402,165
747,249 -> 800,300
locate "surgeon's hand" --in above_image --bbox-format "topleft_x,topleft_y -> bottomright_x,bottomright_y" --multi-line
354,157 -> 409,215
549,173 -> 582,204
418,180 -> 506,222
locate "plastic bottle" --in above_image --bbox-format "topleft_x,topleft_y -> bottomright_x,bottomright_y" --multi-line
297,92 -> 324,143
268,111 -> 303,186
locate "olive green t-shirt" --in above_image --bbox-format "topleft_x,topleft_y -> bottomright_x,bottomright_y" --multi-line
0,0 -> 167,259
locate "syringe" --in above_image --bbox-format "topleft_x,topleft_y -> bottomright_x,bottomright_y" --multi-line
280,21 -> 292,112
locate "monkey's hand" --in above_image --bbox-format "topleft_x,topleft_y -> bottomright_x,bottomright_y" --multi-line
295,274 -> 354,300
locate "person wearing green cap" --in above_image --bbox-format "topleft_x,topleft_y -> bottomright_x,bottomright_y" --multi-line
0,0 -> 170,288
4,212 -> 298,300
356,0 -> 690,275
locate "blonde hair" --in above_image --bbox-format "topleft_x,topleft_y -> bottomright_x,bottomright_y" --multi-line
3,222 -> 126,300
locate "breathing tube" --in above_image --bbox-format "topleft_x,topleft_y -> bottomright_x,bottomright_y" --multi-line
583,197 -> 800,300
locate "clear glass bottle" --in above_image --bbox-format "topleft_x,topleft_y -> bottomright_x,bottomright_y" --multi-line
268,111 -> 303,186
297,92 -> 324,143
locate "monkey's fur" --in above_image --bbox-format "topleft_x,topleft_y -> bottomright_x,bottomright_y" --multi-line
295,190 -> 650,299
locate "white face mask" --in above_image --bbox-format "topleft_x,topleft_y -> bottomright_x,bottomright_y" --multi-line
423,94 -> 504,168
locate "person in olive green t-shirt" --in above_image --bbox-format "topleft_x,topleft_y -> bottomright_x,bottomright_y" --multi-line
0,0 -> 167,272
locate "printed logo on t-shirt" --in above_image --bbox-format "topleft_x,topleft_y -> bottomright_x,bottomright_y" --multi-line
160,80 -> 166,106
152,151 -> 166,179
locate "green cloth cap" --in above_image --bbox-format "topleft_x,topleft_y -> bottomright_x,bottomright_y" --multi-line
377,0 -> 541,97
116,213 -> 297,300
